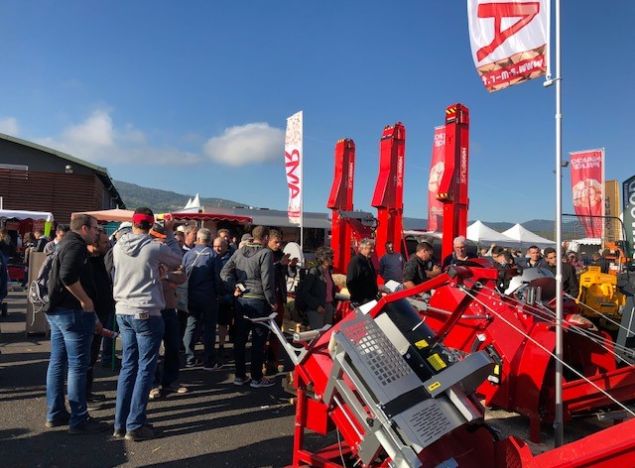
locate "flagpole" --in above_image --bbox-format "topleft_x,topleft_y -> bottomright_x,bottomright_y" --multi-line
545,0 -> 564,447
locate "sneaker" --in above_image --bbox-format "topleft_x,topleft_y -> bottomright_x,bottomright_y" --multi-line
164,383 -> 189,395
68,417 -> 110,435
250,377 -> 276,388
45,413 -> 70,428
149,387 -> 163,400
233,376 -> 251,386
185,359 -> 203,368
125,424 -> 159,441
112,428 -> 125,439
203,362 -> 224,371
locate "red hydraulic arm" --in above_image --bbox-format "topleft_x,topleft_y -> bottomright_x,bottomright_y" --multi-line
371,122 -> 406,259
327,138 -> 356,274
437,104 -> 470,261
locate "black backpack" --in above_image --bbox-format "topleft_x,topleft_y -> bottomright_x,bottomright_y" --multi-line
28,252 -> 57,313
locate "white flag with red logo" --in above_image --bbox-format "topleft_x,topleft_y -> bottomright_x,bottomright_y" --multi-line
467,0 -> 549,92
285,111 -> 303,224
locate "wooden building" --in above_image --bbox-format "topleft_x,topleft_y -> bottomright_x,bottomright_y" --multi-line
0,133 -> 124,223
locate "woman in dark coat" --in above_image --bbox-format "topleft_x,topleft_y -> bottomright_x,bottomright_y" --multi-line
301,247 -> 336,330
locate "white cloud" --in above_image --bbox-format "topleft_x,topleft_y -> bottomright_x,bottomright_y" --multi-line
203,123 -> 284,166
0,117 -> 19,135
37,109 -> 200,166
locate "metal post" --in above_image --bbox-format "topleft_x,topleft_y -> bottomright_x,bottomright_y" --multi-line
553,0 -> 564,447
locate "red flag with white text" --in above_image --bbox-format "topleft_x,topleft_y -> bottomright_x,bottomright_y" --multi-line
285,111 -> 303,224
427,126 -> 446,232
467,0 -> 549,92
570,149 -> 605,238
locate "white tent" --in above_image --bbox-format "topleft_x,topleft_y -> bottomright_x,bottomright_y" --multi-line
502,224 -> 555,249
0,209 -> 54,222
467,221 -> 517,247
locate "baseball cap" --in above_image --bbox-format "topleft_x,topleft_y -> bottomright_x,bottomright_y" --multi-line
241,233 -> 253,242
150,222 -> 167,239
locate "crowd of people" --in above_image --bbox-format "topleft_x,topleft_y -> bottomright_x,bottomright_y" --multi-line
39,208 -> 294,441
1,218 -> 617,442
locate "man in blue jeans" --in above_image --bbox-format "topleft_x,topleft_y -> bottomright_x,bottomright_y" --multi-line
45,214 -> 109,434
182,228 -> 221,370
220,226 -> 277,388
112,208 -> 182,441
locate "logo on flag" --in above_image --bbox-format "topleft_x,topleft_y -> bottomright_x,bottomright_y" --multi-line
467,0 -> 549,92
285,111 -> 303,224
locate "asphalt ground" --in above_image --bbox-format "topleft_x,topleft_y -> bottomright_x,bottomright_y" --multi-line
0,290 -> 302,468
0,290 -> 621,467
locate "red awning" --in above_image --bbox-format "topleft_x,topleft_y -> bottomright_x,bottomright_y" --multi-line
170,212 -> 252,224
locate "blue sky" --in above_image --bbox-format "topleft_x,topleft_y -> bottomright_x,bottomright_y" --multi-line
0,1 -> 633,223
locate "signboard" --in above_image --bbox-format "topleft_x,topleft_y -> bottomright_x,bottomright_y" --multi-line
604,180 -> 621,241
427,126 -> 445,232
467,0 -> 549,92
623,175 -> 635,256
570,149 -> 604,238
285,111 -> 303,224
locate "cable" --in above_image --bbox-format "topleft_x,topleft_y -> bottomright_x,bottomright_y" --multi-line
336,428 -> 348,468
460,286 -> 635,418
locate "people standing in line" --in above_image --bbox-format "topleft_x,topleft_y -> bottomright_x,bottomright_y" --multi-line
85,230 -> 115,405
112,208 -> 182,441
442,236 -> 476,268
182,228 -> 221,370
403,242 -> 441,289
300,246 -> 336,330
544,247 -> 579,297
44,214 -> 108,434
264,229 -> 289,375
148,222 -> 188,399
220,225 -> 277,388
346,238 -> 378,306
213,236 -> 234,360
378,241 -> 404,283
43,224 -> 70,256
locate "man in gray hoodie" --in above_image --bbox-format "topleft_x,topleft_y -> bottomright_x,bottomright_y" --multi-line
220,225 -> 276,388
112,208 -> 182,441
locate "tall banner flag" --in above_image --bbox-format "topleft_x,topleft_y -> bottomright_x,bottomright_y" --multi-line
427,126 -> 446,232
623,175 -> 635,255
570,149 -> 605,238
285,111 -> 303,224
467,0 -> 549,92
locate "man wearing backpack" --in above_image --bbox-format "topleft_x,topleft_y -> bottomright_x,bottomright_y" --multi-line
45,214 -> 108,434
112,208 -> 182,441
182,228 -> 221,370
220,225 -> 277,388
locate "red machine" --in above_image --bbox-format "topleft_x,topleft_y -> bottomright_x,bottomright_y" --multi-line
327,139 -> 357,274
256,278 -> 635,467
437,104 -> 470,260
371,123 -> 406,259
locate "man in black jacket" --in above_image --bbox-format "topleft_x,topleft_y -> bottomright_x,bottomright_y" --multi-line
45,214 -> 108,434
544,247 -> 579,297
346,239 -> 378,305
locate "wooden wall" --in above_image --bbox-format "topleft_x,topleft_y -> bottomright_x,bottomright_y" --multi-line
0,169 -> 107,223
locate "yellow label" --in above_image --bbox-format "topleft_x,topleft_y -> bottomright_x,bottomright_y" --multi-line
427,353 -> 447,371
493,364 -> 500,375
428,381 -> 442,392
415,339 -> 429,349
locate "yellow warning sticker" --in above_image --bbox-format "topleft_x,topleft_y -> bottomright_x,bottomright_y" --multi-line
415,339 -> 429,349
427,353 -> 447,371
428,381 -> 442,392
493,364 -> 500,375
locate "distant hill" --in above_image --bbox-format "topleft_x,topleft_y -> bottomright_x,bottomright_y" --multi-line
114,180 -> 243,213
